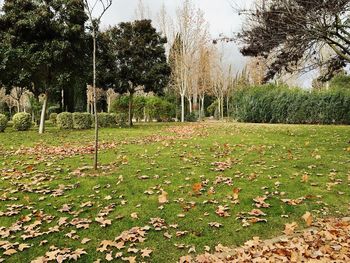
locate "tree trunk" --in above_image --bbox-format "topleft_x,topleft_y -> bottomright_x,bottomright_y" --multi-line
93,32 -> 99,171
181,94 -> 185,122
61,89 -> 64,112
217,98 -> 221,120
128,92 -> 134,127
188,97 -> 192,114
226,96 -> 229,118
199,95 -> 205,118
39,93 -> 48,134
221,97 -> 224,120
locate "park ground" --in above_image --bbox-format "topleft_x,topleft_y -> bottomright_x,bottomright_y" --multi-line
0,122 -> 349,262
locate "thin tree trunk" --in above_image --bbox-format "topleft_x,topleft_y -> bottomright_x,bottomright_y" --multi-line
93,32 -> 99,170
199,95 -> 205,118
61,89 -> 64,112
226,96 -> 229,118
181,94 -> 185,122
128,92 -> 134,127
217,98 -> 221,120
188,97 -> 192,114
39,93 -> 48,134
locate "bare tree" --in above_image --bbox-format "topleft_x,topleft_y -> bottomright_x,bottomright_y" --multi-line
83,0 -> 112,170
106,88 -> 118,113
239,0 -> 350,82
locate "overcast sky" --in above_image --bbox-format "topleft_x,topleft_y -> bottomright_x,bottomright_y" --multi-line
94,0 -> 254,76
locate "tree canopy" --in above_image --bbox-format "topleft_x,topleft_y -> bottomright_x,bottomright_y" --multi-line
239,0 -> 350,82
107,19 -> 170,125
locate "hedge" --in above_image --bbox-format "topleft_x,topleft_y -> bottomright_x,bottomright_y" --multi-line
0,114 -> 8,132
231,85 -> 350,124
98,113 -> 116,127
73,112 -> 92,129
12,112 -> 32,131
57,112 -> 73,129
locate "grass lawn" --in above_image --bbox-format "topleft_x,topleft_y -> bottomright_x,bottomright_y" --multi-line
0,122 -> 349,262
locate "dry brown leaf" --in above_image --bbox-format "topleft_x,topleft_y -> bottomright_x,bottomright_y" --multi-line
158,190 -> 168,204
283,222 -> 298,235
302,211 -> 313,226
3,249 -> 17,256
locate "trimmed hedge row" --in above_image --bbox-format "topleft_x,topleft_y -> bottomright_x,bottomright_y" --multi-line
57,112 -> 117,129
231,85 -> 350,124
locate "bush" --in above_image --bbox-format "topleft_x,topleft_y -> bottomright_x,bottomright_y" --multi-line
115,113 -> 128,127
12,112 -> 32,131
0,114 -> 8,132
98,113 -> 116,127
145,96 -> 175,122
49,113 -> 58,124
231,84 -> 350,124
73,112 -> 92,129
47,105 -> 60,116
185,112 -> 198,122
57,112 -> 73,129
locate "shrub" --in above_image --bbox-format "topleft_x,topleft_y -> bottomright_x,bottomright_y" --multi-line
98,113 -> 116,127
115,113 -> 128,127
185,112 -> 198,122
73,112 -> 92,129
231,84 -> 350,124
12,112 -> 32,131
57,112 -> 73,129
0,114 -> 8,132
145,96 -> 175,122
47,105 -> 60,116
49,113 -> 58,124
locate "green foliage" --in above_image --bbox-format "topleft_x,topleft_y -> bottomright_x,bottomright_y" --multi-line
111,96 -> 129,114
115,113 -> 128,127
185,112 -> 198,122
329,74 -> 350,90
73,112 -> 92,130
145,96 -> 175,121
12,112 -> 32,131
207,101 -> 219,119
49,113 -> 58,125
57,112 -> 73,130
231,85 -> 350,124
98,113 -> 116,128
47,105 -> 61,116
133,96 -> 146,121
0,114 -> 8,132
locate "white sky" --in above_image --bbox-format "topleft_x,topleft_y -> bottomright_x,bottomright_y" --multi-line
96,0 -> 255,77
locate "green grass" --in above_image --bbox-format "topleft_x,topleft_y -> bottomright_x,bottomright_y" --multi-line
0,122 -> 349,262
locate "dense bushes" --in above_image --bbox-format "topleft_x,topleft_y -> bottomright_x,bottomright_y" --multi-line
49,113 -> 58,124
57,112 -> 73,129
145,96 -> 175,121
98,113 -> 116,127
12,112 -> 32,131
0,114 -> 8,132
231,85 -> 350,124
111,95 -> 176,122
73,112 -> 92,129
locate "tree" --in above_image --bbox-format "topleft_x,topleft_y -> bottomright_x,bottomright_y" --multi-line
108,19 -> 170,126
0,0 -> 87,134
83,0 -> 112,170
239,0 -> 350,82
